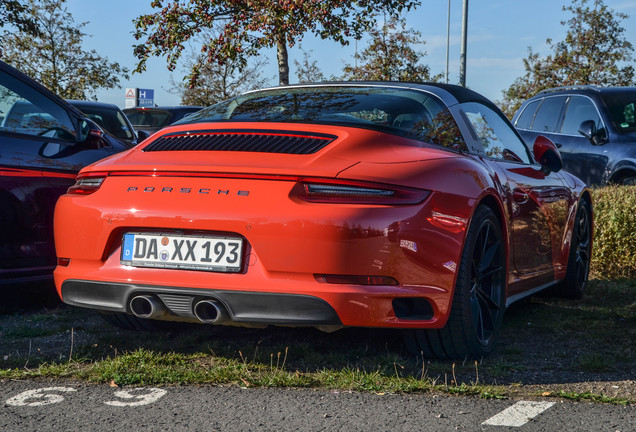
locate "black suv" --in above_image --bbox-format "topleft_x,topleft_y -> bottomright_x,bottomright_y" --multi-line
0,60 -> 132,285
512,86 -> 636,186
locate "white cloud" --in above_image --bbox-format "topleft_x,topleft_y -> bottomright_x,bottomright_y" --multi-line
468,57 -> 525,71
614,2 -> 636,10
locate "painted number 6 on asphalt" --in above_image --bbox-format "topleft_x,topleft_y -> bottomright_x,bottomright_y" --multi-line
5,387 -> 167,407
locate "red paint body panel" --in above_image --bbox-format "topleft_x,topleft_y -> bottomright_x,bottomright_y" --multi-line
54,98 -> 589,330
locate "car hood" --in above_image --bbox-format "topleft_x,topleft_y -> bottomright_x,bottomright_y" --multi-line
85,122 -> 460,178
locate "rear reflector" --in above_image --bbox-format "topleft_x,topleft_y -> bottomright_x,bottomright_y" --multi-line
315,274 -> 399,285
427,210 -> 468,233
57,258 -> 71,266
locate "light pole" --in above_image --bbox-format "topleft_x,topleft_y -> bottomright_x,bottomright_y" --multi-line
446,0 -> 451,83
459,0 -> 468,87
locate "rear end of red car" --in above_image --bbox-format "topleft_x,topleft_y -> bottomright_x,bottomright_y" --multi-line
54,122 -> 476,330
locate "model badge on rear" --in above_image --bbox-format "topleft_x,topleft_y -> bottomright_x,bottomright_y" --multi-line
126,186 -> 250,196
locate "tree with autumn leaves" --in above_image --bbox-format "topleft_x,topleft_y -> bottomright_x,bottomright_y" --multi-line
500,0 -> 636,117
133,0 -> 420,88
342,15 -> 441,82
2,0 -> 128,100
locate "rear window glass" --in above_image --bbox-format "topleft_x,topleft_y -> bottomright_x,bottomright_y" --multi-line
181,86 -> 468,152
125,109 -> 172,127
601,91 -> 636,133
75,104 -> 134,140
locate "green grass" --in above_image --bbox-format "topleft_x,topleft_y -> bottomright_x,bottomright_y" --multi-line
545,390 -> 631,405
1,279 -> 634,404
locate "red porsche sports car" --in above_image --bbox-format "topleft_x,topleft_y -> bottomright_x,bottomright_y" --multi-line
53,83 -> 592,358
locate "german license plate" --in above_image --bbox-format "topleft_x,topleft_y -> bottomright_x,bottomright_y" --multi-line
121,233 -> 243,272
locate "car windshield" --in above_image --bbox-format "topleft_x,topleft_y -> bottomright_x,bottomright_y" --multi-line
180,86 -> 467,152
74,104 -> 134,140
125,109 -> 172,128
601,91 -> 636,133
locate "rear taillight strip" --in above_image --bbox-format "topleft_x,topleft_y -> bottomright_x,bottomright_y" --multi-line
68,171 -> 429,204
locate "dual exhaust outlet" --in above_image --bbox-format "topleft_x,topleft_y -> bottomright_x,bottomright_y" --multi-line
129,295 -> 229,324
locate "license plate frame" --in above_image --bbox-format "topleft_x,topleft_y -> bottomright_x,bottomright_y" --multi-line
121,232 -> 243,273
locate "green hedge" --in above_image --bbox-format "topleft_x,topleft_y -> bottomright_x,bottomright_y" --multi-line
590,185 -> 636,279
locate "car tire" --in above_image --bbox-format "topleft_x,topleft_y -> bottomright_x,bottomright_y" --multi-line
99,311 -> 179,331
552,200 -> 591,299
620,176 -> 636,186
403,206 -> 506,359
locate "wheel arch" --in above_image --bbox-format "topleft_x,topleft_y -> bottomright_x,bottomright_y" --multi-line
475,192 -> 511,290
577,188 -> 594,256
609,161 -> 636,185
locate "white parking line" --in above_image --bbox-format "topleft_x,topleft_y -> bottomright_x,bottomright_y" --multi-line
482,401 -> 555,427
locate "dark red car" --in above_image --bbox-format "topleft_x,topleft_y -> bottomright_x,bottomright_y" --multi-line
54,83 -> 592,358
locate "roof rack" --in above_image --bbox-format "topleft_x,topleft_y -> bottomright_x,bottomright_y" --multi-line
537,85 -> 601,95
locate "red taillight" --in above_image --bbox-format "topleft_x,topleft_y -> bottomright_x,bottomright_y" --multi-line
67,172 -> 108,195
315,274 -> 399,285
297,179 -> 429,205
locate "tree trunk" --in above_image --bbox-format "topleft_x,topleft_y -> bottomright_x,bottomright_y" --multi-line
277,36 -> 289,86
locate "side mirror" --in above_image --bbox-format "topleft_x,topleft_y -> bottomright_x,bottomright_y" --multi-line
78,119 -> 104,149
578,119 -> 596,140
578,120 -> 605,145
533,135 -> 563,175
136,130 -> 150,142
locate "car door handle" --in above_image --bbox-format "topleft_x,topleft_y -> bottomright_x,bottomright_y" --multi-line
513,189 -> 529,203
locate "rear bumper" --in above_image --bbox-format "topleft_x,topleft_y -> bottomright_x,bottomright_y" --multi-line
61,279 -> 341,325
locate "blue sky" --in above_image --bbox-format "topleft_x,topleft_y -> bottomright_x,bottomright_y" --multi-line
65,0 -> 636,108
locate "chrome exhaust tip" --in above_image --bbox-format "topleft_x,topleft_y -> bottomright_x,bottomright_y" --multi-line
129,295 -> 165,319
193,299 -> 229,324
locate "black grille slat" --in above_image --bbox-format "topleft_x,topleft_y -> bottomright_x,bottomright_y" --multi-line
143,131 -> 335,155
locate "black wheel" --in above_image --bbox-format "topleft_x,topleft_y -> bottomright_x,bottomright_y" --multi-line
553,200 -> 591,299
403,206 -> 506,359
99,311 -> 179,331
620,176 -> 636,186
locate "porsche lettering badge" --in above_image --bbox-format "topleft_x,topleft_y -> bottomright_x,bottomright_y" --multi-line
126,186 -> 250,196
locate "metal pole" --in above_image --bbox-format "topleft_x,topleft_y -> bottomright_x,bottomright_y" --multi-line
446,0 -> 451,83
459,0 -> 468,87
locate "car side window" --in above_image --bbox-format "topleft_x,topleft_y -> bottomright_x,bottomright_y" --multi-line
462,102 -> 532,164
514,99 -> 540,130
0,72 -> 75,140
531,96 -> 567,132
561,96 -> 602,135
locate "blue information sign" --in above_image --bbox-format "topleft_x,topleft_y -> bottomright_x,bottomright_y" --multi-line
137,88 -> 155,107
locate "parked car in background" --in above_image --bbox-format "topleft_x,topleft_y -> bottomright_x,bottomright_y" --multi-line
54,82 -> 592,359
123,106 -> 203,136
68,100 -> 148,147
0,60 -> 130,285
513,85 -> 636,186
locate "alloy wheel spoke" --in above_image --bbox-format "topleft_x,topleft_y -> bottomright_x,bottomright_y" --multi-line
478,265 -> 504,282
471,296 -> 484,340
476,286 -> 500,311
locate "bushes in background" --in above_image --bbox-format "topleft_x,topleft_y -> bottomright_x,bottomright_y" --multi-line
590,185 -> 636,279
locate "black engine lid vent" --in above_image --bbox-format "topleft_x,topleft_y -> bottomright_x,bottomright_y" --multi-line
143,129 -> 337,155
